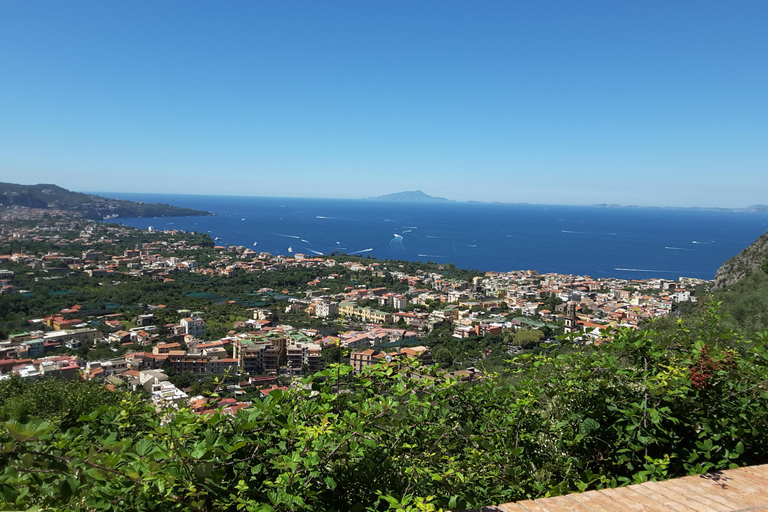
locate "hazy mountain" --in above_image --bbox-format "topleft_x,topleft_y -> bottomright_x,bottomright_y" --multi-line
364,190 -> 453,203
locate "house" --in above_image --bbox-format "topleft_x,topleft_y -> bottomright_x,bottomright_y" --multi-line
399,346 -> 433,366
42,328 -> 100,349
136,314 -> 155,326
20,338 -> 45,358
258,384 -> 289,399
285,341 -> 322,375
350,349 -> 386,373
315,301 -> 339,318
153,342 -> 181,355
151,380 -> 188,408
180,317 -> 206,338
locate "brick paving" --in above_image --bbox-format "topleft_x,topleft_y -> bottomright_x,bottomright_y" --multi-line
476,465 -> 768,512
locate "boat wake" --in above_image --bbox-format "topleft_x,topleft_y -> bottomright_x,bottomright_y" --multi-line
615,268 -> 681,273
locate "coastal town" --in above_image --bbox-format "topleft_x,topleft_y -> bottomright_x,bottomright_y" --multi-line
0,209 -> 706,412
5,5 -> 768,508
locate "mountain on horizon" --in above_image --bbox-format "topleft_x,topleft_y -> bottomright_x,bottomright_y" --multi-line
364,190 -> 453,203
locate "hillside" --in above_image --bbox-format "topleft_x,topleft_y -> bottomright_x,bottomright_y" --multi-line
364,190 -> 453,202
713,229 -> 768,288
0,182 -> 211,220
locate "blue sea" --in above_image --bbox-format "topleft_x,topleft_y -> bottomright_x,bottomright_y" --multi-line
100,193 -> 768,281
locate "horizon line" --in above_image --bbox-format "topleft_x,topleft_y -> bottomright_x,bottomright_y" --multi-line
82,189 -> 768,213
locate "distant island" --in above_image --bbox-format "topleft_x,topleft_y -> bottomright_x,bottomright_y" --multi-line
363,192 -> 766,211
0,182 -> 211,220
592,202 -> 768,213
364,190 -> 453,203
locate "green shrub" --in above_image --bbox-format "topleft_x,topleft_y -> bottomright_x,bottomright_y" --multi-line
1,305 -> 767,511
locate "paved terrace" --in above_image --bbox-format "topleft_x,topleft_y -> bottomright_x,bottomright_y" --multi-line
477,464 -> 768,512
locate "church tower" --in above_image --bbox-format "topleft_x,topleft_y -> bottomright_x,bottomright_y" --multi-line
564,302 -> 579,333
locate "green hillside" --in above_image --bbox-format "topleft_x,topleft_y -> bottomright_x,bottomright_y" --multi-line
0,182 -> 211,219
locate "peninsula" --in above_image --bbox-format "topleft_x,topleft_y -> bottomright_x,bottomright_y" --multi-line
0,182 -> 211,220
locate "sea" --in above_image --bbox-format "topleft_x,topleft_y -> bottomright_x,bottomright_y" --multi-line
99,193 -> 768,282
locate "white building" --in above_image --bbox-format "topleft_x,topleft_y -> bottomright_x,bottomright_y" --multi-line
315,301 -> 339,318
180,317 -> 206,338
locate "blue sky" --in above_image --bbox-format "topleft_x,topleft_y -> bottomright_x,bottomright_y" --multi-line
1,1 -> 766,207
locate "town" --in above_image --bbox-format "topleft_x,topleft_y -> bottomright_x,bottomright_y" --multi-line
0,208 -> 705,412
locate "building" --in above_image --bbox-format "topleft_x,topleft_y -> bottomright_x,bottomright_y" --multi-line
564,302 -> 579,334
136,314 -> 155,326
153,342 -> 181,355
20,338 -> 44,358
166,353 -> 238,375
87,357 -> 129,378
42,328 -> 100,349
350,349 -> 385,373
315,301 -> 339,318
285,341 -> 322,375
399,346 -> 433,366
151,380 -> 188,408
180,317 -> 206,338
233,338 -> 274,374
338,301 -> 394,324
392,295 -> 408,310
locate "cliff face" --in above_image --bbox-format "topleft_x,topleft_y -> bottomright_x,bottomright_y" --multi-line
714,230 -> 768,289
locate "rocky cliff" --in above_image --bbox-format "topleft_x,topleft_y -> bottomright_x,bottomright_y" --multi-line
713,230 -> 768,289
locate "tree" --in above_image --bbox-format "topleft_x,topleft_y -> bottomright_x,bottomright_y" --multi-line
512,329 -> 544,348
2,305 -> 768,511
322,345 -> 345,365
0,376 -> 124,430
432,346 -> 454,368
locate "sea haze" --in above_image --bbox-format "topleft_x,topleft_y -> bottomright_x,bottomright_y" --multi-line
100,193 -> 768,281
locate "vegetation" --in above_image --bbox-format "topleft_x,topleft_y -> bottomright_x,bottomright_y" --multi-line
2,305 -> 768,511
512,329 -> 544,348
0,377 -> 124,430
713,229 -> 768,289
0,182 -> 211,219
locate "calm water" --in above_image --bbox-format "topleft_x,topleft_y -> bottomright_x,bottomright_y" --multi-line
100,193 -> 768,281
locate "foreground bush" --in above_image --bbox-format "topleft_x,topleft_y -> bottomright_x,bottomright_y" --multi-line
1,305 -> 767,511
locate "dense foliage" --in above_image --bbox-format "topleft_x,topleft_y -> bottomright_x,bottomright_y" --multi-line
1,305 -> 767,511
0,377 -> 124,430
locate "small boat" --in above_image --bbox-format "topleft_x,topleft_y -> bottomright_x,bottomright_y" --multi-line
253,241 -> 258,246
288,246 -> 293,253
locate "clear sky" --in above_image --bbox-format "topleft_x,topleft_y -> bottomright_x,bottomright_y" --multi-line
1,1 -> 766,207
